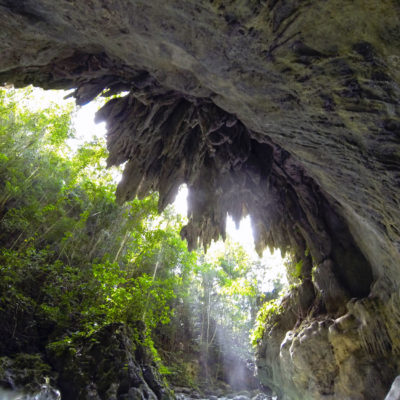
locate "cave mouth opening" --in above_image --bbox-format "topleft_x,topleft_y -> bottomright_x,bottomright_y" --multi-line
16,84 -> 290,295
95,83 -> 374,315
18,85 -> 290,290
15,77 -> 375,318
0,77 -> 380,399
0,47 -> 381,319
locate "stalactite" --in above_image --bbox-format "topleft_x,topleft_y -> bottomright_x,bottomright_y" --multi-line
93,82 -> 330,256
2,49 -> 373,300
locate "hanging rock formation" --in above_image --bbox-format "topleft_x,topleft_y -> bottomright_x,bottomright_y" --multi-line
0,0 -> 399,398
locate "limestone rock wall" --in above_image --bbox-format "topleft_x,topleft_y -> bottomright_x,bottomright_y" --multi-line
256,291 -> 400,399
0,1 -> 399,398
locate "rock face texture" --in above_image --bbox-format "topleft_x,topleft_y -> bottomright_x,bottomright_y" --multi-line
0,0 -> 399,398
0,324 -> 172,400
47,323 -> 172,400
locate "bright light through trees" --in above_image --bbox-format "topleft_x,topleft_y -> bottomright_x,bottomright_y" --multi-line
19,85 -> 287,290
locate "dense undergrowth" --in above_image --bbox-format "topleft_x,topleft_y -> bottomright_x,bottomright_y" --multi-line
0,87 -> 286,394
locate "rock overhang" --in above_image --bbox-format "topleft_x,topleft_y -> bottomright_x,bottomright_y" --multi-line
2,1 -> 400,398
0,0 -> 399,296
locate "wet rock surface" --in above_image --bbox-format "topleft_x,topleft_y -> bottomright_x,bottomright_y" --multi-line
0,354 -> 55,394
1,1 -> 400,399
0,355 -> 60,399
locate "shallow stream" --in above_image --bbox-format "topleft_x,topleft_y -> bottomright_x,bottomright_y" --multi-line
0,385 -> 60,400
0,386 -> 274,400
175,391 -> 276,400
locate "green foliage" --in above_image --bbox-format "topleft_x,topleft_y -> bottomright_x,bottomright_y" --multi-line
0,87 -> 194,367
155,238 -> 274,387
92,260 -> 175,328
0,86 -> 287,388
285,256 -> 304,284
250,298 -> 282,347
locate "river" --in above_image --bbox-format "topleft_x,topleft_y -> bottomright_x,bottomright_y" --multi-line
0,387 -> 275,400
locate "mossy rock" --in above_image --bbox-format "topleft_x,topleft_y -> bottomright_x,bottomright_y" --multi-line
0,353 -> 54,393
46,323 -> 173,400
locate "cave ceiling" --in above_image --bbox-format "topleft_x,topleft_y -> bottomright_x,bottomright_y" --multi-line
0,0 -> 399,294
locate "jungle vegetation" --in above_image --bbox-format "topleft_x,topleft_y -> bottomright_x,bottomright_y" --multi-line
0,87 -> 286,390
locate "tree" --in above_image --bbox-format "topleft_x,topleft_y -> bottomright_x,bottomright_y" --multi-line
0,86 -> 287,393
0,87 -> 196,365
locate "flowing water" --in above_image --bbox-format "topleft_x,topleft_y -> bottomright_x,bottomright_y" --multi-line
0,384 -> 60,400
175,392 -> 276,400
0,389 -> 276,400
0,382 -> 275,400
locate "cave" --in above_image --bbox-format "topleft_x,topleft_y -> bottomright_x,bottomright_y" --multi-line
1,0 -> 399,399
